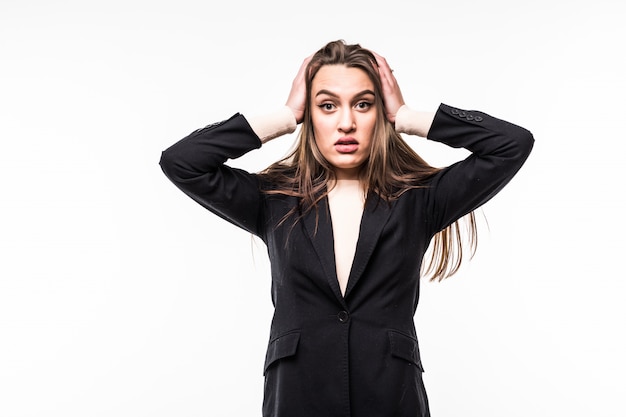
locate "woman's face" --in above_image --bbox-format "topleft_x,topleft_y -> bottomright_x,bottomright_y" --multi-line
310,64 -> 376,180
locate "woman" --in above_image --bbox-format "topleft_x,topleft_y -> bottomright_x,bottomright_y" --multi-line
160,40 -> 534,417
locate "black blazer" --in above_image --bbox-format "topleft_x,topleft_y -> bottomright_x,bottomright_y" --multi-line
160,103 -> 534,417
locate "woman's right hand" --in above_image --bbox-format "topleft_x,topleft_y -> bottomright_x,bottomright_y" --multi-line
286,54 -> 313,124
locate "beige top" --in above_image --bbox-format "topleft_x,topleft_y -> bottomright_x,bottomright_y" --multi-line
247,105 -> 435,296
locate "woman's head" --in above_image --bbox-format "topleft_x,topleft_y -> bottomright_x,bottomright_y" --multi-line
298,40 -> 392,181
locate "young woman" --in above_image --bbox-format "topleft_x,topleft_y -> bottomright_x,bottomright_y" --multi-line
160,40 -> 534,417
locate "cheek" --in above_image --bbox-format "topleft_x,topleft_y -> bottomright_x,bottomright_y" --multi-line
361,117 -> 377,147
311,127 -> 329,158
312,119 -> 334,147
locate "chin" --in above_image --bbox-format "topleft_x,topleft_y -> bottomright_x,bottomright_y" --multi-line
330,160 -> 366,175
331,161 -> 360,170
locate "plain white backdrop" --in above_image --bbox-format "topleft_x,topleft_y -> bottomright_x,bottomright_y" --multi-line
1,0 -> 624,416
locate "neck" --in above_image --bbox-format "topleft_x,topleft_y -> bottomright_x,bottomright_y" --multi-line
333,166 -> 362,181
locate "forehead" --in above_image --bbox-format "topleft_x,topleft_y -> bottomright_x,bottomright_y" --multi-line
312,65 -> 374,95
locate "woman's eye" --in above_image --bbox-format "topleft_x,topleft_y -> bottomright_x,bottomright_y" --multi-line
356,101 -> 372,110
319,103 -> 335,111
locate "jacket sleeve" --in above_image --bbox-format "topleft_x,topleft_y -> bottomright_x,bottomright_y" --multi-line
159,113 -> 265,237
424,103 -> 534,232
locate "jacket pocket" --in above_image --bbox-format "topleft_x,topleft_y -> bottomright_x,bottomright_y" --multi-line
388,330 -> 424,372
263,331 -> 300,375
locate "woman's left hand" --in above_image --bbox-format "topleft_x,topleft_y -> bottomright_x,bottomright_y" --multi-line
373,52 -> 405,123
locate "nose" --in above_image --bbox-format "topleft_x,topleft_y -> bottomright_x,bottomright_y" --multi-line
338,109 -> 356,133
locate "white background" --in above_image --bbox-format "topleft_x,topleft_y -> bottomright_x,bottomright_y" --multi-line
1,0 -> 624,416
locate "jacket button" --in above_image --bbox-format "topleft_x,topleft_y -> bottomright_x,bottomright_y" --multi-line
337,311 -> 349,323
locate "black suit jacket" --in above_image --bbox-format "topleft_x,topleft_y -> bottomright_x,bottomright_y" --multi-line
160,103 -> 534,417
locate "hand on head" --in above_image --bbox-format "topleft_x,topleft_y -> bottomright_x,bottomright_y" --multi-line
372,52 -> 405,123
286,54 -> 313,124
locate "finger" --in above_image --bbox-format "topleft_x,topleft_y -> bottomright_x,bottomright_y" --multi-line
373,54 -> 398,89
298,54 -> 314,79
372,52 -> 392,74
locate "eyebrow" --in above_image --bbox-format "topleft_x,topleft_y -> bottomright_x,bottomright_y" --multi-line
315,89 -> 376,98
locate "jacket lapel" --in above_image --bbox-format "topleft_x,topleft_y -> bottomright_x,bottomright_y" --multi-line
302,197 -> 347,307
344,192 -> 395,298
303,191 -> 395,303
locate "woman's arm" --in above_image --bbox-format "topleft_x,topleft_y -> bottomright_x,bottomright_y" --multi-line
374,51 -> 534,231
159,57 -> 310,236
159,114 -> 269,236
424,104 -> 534,230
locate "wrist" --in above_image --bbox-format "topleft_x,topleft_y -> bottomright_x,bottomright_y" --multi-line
395,105 -> 436,138
247,106 -> 297,143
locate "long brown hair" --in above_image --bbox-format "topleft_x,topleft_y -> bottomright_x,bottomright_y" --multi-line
259,40 -> 477,281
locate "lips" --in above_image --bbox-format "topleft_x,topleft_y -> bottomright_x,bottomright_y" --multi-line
334,137 -> 359,153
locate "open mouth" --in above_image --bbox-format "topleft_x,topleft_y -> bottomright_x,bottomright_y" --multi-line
335,137 -> 359,153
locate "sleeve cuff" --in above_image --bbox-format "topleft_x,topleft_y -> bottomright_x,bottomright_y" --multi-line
394,105 -> 435,138
247,106 -> 297,143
